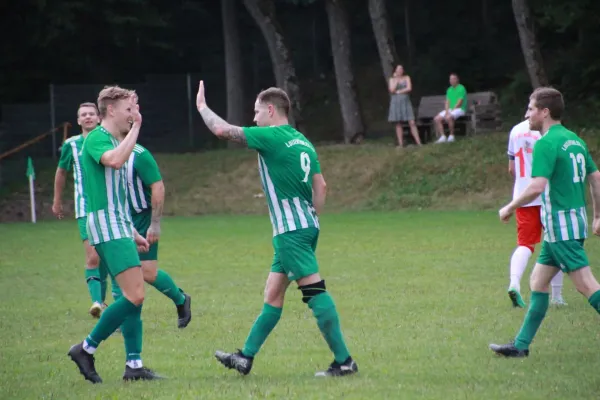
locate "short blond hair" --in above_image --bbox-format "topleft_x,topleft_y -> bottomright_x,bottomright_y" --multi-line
97,86 -> 135,117
77,102 -> 99,117
257,87 -> 290,117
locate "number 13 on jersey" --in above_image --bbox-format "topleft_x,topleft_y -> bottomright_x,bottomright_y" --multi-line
300,152 -> 311,182
570,153 -> 586,183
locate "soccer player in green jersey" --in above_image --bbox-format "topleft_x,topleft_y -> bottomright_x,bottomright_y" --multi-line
52,103 -> 108,317
490,87 -> 600,357
68,86 -> 161,382
125,141 -> 192,328
196,81 -> 357,377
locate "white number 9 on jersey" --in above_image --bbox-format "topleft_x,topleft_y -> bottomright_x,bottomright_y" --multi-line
300,152 -> 311,182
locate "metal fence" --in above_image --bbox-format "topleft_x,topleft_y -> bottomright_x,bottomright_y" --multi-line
0,73 -> 236,161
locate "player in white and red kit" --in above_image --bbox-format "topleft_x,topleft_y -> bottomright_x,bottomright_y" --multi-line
506,117 -> 566,308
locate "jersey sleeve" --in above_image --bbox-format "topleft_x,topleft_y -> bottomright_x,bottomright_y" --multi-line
243,126 -> 276,152
57,142 -> 73,170
531,139 -> 556,179
507,131 -> 515,160
313,156 -> 322,174
86,133 -> 114,164
585,150 -> 599,175
134,151 -> 162,185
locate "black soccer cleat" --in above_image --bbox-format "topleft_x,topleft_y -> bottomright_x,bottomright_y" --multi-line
489,342 -> 529,358
123,366 -> 164,381
67,342 -> 102,383
215,349 -> 253,375
177,291 -> 192,329
315,356 -> 358,377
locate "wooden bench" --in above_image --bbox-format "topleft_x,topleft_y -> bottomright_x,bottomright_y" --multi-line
407,91 -> 502,143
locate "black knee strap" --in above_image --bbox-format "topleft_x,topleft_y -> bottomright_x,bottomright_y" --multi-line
86,276 -> 101,283
299,280 -> 326,303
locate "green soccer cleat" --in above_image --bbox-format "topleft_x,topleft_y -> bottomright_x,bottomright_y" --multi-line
508,289 -> 526,308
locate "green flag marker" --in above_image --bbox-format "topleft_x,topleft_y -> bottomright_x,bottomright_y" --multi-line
26,157 -> 35,180
26,157 -> 36,223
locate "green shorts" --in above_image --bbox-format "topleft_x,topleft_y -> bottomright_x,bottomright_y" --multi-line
94,238 -> 141,278
537,239 -> 589,273
77,217 -> 88,241
132,209 -> 158,261
271,227 -> 320,281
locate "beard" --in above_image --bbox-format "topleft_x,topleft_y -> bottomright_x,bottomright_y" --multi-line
529,120 -> 541,131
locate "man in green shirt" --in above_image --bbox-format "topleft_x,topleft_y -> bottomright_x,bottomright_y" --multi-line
434,73 -> 467,143
196,82 -> 357,377
490,87 -> 600,357
67,86 -> 161,382
52,103 -> 108,317
125,141 -> 191,329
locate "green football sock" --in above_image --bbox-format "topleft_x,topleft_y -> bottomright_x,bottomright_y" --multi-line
588,290 -> 600,314
85,268 -> 102,304
514,291 -> 549,351
86,296 -> 140,348
308,292 -> 350,363
99,264 -> 108,303
112,278 -> 123,300
242,303 -> 282,357
150,270 -> 186,306
121,305 -> 143,361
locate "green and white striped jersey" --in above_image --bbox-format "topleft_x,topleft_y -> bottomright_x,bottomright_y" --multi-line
243,125 -> 321,237
80,126 -> 134,245
531,124 -> 598,242
127,144 -> 162,214
58,134 -> 87,218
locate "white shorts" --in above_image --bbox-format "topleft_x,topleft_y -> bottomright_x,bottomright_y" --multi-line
437,109 -> 466,119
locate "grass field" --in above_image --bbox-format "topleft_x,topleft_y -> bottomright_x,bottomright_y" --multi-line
2,211 -> 600,399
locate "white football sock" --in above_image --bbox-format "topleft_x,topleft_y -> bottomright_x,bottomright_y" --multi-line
83,340 -> 97,354
509,246 -> 533,291
126,359 -> 143,369
551,271 -> 564,299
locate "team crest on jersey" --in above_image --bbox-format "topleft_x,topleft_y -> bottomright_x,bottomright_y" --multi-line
524,141 -> 533,153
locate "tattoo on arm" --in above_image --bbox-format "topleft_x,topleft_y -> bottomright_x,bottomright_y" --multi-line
151,202 -> 163,224
199,106 -> 247,145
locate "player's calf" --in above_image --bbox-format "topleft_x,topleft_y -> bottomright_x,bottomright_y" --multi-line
299,279 -> 356,376
141,261 -> 191,327
569,266 -> 600,314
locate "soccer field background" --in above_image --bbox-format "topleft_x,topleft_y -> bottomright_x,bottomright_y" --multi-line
1,211 -> 600,399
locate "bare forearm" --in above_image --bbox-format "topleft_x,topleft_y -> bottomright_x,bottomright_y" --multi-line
313,188 -> 326,215
151,182 -> 165,224
53,169 -> 67,203
198,105 -> 247,144
590,176 -> 600,218
102,124 -> 140,169
508,186 -> 542,211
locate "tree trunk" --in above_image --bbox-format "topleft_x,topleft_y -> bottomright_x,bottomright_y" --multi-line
325,0 -> 365,144
368,0 -> 399,83
221,0 -> 245,147
222,0 -> 245,126
404,0 -> 413,69
242,0 -> 304,132
512,0 -> 549,88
